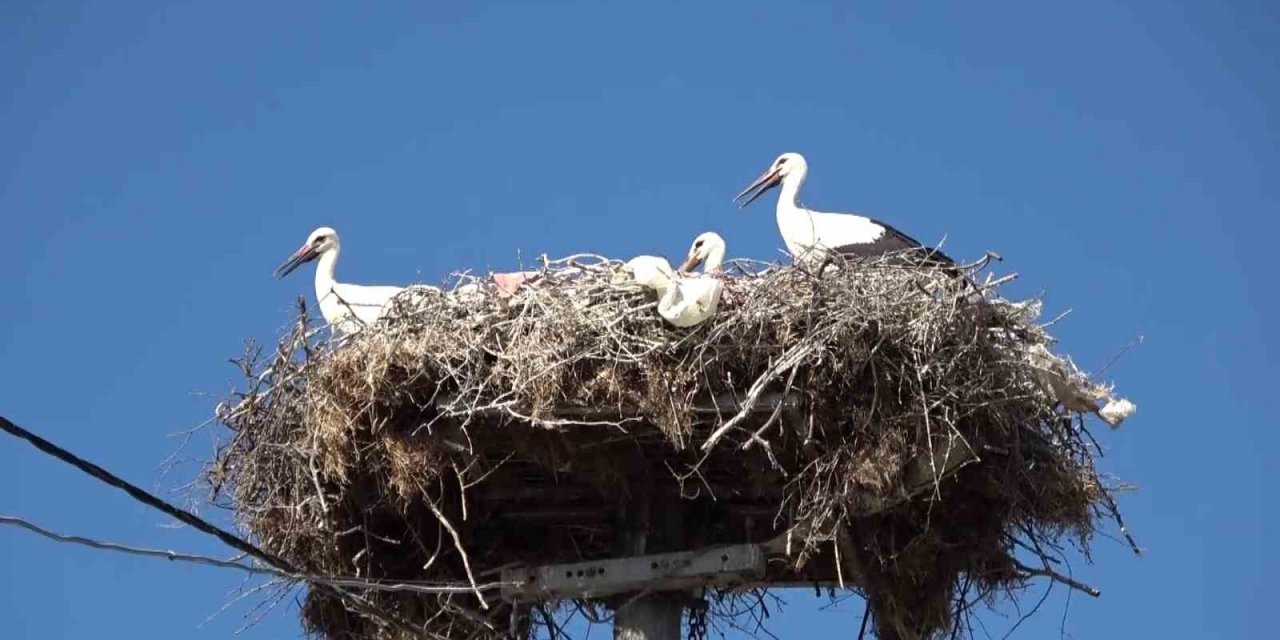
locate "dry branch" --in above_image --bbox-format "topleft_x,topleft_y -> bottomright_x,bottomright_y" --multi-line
206,251 -> 1136,640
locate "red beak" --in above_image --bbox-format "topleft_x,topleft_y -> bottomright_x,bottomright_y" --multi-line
274,244 -> 318,279
733,167 -> 782,208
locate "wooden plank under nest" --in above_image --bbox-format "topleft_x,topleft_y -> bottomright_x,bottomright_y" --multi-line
500,544 -> 766,601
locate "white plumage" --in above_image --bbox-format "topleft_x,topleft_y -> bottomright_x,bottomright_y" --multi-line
274,227 -> 427,336
735,152 -> 953,267
677,231 -> 727,275
626,232 -> 727,328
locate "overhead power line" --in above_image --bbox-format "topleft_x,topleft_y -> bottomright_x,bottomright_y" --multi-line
0,414 -> 443,640
0,514 -> 509,595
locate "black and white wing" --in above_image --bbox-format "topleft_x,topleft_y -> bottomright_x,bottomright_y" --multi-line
807,209 -> 954,266
850,217 -> 954,266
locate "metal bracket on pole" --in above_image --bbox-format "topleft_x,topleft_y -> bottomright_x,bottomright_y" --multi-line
501,544 -> 766,602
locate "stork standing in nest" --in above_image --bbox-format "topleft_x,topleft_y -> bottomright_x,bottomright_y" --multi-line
735,152 -> 954,269
274,226 -> 428,335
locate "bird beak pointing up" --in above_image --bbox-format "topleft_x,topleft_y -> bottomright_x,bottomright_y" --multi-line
274,244 -> 318,279
734,167 -> 782,208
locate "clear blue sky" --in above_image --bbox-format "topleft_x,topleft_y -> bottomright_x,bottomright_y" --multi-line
1,1 -> 1275,638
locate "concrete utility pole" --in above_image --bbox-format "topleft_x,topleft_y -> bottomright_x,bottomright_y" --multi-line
614,595 -> 683,640
611,466 -> 680,640
499,455 -> 764,639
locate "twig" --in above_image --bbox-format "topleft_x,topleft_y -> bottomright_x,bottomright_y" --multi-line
1013,560 -> 1100,598
702,342 -> 815,452
424,492 -> 490,610
1096,333 -> 1143,376
743,364 -> 801,451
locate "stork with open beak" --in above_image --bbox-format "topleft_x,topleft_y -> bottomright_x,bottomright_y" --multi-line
275,227 -> 418,335
735,152 -> 954,268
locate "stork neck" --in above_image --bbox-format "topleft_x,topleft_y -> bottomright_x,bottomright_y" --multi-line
703,244 -> 726,272
648,274 -> 676,295
314,247 -> 339,297
773,172 -> 817,259
776,172 -> 805,212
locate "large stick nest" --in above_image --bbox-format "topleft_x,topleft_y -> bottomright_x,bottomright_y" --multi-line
208,252 -> 1136,640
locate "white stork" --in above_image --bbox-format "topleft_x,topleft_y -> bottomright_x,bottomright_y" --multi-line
734,152 -> 954,269
626,232 -> 727,327
274,227 -> 423,335
677,231 -> 727,274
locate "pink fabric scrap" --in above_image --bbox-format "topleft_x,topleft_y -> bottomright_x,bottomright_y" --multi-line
491,271 -> 540,297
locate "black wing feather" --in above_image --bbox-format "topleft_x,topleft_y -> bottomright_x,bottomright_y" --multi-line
830,218 -> 955,266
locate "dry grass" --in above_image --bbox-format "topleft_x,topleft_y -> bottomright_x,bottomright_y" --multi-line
207,251 -> 1135,640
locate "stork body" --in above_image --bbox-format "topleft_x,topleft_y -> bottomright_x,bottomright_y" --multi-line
735,153 -> 953,267
626,232 -> 726,328
275,227 -> 413,335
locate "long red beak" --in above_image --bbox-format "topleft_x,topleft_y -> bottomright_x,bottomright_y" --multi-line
733,167 -> 782,208
274,244 -> 318,279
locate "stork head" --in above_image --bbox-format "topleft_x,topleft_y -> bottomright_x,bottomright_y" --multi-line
734,152 -> 808,208
274,226 -> 340,279
678,231 -> 727,274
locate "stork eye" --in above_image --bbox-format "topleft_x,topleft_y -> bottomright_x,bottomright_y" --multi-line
777,157 -> 788,166
695,240 -> 704,248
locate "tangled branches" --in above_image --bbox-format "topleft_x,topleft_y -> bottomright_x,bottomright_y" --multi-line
208,251 -> 1136,640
